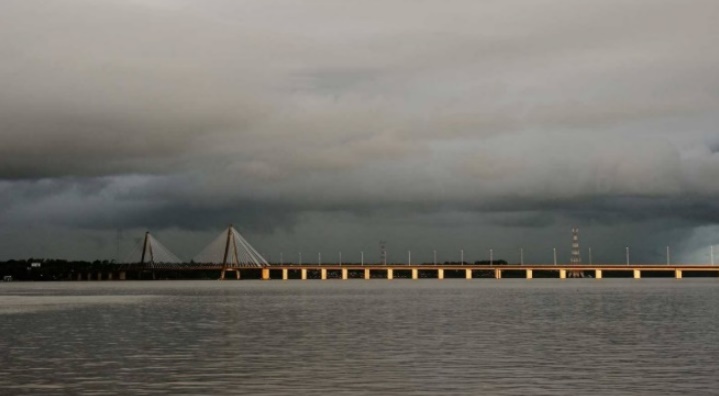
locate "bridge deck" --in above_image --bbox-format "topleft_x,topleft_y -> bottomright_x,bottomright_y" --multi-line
131,264 -> 719,271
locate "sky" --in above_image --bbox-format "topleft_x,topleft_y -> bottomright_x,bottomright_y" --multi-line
1,0 -> 718,264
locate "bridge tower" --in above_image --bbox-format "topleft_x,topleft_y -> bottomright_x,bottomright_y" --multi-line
140,231 -> 152,266
221,225 -> 241,280
115,231 -> 183,279
140,231 -> 153,279
193,224 -> 269,280
137,231 -> 182,267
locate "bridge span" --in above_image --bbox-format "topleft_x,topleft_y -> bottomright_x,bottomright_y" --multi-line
96,264 -> 719,281
219,264 -> 718,280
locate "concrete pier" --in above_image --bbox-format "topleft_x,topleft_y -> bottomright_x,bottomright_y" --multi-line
364,269 -> 370,280
387,269 -> 394,280
466,269 -> 472,279
321,268 -> 327,280
438,269 -> 444,280
559,269 -> 566,279
282,268 -> 288,280
595,269 -> 602,279
412,268 -> 418,280
262,268 -> 270,280
633,269 -> 641,279
495,269 -> 502,279
219,268 -> 240,280
526,269 -> 532,279
342,268 -> 348,280
675,269 -> 682,279
301,269 -> 307,280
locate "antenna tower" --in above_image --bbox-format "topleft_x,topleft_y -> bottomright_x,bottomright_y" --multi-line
569,228 -> 584,278
571,228 -> 582,264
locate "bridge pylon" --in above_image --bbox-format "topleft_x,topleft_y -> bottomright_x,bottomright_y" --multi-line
116,231 -> 183,279
221,225 -> 241,280
193,224 -> 269,280
137,231 -> 183,268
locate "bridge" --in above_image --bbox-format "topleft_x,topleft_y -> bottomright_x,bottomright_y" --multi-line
239,264 -> 717,280
71,225 -> 719,281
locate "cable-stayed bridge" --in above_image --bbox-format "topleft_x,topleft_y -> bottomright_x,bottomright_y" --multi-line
115,225 -> 269,280
88,225 -> 719,281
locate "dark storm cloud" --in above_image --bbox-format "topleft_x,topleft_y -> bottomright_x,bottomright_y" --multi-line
0,0 -> 718,261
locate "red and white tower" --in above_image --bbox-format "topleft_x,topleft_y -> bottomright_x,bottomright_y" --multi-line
569,228 -> 584,278
570,228 -> 582,265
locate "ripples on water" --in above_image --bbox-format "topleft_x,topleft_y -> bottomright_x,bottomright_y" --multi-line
1,280 -> 718,395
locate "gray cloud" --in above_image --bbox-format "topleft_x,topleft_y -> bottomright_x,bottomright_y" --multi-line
0,0 -> 717,262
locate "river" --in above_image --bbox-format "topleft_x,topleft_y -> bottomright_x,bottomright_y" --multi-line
1,280 -> 718,395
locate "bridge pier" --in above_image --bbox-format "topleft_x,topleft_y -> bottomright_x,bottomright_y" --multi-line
495,269 -> 502,279
301,269 -> 307,280
364,269 -> 370,280
321,268 -> 327,280
387,268 -> 393,280
220,268 -> 241,280
466,269 -> 472,279
282,269 -> 288,280
342,268 -> 348,280
559,269 -> 566,279
595,269 -> 602,279
438,269 -> 444,280
526,269 -> 532,279
633,269 -> 641,279
675,269 -> 682,279
412,268 -> 418,280
262,268 -> 270,280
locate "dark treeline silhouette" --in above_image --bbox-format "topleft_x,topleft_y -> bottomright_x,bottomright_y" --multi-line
0,259 -> 237,281
0,259 -> 117,281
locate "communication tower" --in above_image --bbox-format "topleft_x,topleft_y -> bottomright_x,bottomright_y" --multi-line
571,228 -> 582,264
569,228 -> 584,278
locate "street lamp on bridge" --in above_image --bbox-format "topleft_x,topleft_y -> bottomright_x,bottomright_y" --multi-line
626,247 -> 630,266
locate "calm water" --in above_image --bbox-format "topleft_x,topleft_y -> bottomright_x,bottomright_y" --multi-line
1,280 -> 718,395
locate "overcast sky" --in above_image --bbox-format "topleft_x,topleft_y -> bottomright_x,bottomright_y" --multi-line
1,0 -> 718,264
